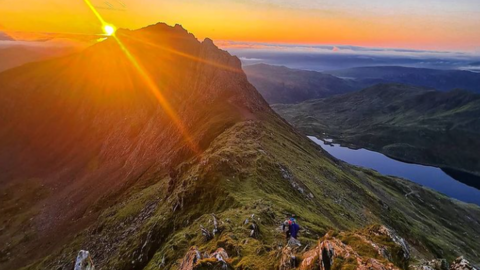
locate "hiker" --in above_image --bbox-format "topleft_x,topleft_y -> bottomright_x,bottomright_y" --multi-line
282,217 -> 292,240
289,218 -> 300,239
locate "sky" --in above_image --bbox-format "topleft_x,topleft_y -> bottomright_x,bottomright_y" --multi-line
0,0 -> 479,52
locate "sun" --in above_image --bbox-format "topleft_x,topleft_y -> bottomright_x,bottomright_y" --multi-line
103,25 -> 116,36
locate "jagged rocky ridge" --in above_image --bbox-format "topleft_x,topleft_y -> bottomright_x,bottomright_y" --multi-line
0,24 -> 479,269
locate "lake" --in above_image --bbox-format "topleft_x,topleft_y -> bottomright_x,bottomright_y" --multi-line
308,136 -> 480,206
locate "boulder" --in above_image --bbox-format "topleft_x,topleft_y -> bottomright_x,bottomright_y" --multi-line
287,237 -> 301,247
297,230 -> 402,270
74,250 -> 94,270
299,246 -> 320,270
450,257 -> 477,270
210,248 -> 229,267
179,247 -> 202,270
180,247 -> 231,270
279,246 -> 297,270
411,259 -> 448,270
373,225 -> 410,262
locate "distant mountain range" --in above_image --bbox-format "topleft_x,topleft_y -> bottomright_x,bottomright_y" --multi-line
273,84 -> 480,177
244,64 -> 480,104
243,63 -> 357,103
325,66 -> 480,92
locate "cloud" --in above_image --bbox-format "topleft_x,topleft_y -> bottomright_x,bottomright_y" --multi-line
7,31 -> 99,42
238,56 -> 264,62
218,40 -> 479,59
0,30 -> 102,51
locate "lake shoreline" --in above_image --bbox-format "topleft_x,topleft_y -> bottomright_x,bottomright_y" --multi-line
308,135 -> 480,206
314,135 -> 480,180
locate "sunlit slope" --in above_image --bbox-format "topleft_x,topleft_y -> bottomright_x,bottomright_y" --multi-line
0,23 -> 268,269
0,24 -> 479,269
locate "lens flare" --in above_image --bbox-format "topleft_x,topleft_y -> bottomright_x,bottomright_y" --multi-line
104,25 -> 116,36
83,0 -> 201,155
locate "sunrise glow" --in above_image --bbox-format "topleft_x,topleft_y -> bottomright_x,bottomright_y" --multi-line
0,0 -> 479,51
82,0 -> 201,155
103,25 -> 116,36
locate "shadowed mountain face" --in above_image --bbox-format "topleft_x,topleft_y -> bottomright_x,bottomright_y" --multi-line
325,66 -> 480,93
273,84 -> 480,175
243,64 -> 357,104
1,25 -> 480,270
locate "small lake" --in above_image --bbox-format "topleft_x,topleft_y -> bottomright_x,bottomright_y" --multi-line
308,136 -> 480,206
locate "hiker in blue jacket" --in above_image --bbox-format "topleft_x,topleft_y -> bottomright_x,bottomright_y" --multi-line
289,218 -> 300,239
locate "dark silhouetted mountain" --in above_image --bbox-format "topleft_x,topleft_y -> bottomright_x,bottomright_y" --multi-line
325,66 -> 480,93
1,24 -> 479,270
274,83 -> 480,175
243,63 -> 357,103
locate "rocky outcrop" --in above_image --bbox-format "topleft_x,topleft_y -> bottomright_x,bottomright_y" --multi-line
411,259 -> 448,270
450,257 -> 478,270
373,226 -> 410,262
244,214 -> 261,239
279,246 -> 297,270
179,247 -> 202,270
300,246 -> 321,270
74,250 -> 95,270
299,226 -> 408,270
209,247 -> 229,269
302,237 -> 398,270
179,247 -> 231,270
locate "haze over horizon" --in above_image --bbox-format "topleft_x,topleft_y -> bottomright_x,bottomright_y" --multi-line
1,0 -> 480,52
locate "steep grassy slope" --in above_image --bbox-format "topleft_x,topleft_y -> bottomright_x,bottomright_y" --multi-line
243,64 -> 357,104
21,118 -> 480,269
1,25 -> 479,270
273,84 -> 480,176
0,23 -> 267,269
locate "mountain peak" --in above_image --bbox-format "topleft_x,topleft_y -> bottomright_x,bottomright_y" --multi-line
127,22 -> 195,39
0,23 -> 271,268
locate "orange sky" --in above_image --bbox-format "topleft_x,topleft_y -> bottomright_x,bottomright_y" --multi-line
1,0 -> 479,51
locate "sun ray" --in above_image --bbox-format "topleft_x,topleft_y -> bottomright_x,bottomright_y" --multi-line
82,0 -> 201,155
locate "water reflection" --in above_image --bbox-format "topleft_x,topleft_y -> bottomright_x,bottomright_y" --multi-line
309,136 -> 480,205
